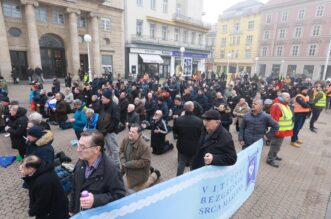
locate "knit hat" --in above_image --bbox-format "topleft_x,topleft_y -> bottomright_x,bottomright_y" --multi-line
102,88 -> 112,100
201,109 -> 220,120
264,99 -> 273,105
27,125 -> 44,139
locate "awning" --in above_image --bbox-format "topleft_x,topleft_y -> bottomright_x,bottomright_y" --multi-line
139,54 -> 164,64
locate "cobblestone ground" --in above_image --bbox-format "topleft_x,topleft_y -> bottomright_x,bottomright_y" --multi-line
0,83 -> 330,219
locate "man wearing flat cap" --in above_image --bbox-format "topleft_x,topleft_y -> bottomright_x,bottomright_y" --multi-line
191,109 -> 237,170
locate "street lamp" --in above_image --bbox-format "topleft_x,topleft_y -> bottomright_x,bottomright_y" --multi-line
84,34 -> 92,82
255,57 -> 259,74
180,46 -> 185,77
322,38 -> 331,80
227,52 -> 231,74
281,59 -> 285,78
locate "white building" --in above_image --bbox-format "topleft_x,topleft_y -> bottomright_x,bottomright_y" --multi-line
124,0 -> 211,79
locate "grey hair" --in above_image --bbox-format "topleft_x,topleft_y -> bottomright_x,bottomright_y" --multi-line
73,99 -> 82,105
184,101 -> 194,112
253,98 -> 263,106
85,108 -> 94,115
28,112 -> 43,125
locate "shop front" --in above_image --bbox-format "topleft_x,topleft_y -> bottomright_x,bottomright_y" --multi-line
171,51 -> 208,78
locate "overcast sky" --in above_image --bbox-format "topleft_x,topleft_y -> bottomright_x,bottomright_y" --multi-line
203,0 -> 269,24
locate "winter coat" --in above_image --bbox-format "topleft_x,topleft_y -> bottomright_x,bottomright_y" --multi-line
173,112 -> 203,156
148,119 -> 168,153
23,161 -> 69,219
233,102 -> 250,125
84,113 -> 99,131
7,107 -> 28,150
156,102 -> 169,121
218,109 -> 233,131
64,93 -> 74,110
135,102 -> 146,121
26,130 -> 55,163
69,154 -> 125,214
145,98 -> 156,116
73,106 -> 87,133
127,111 -> 140,125
119,98 -> 129,124
195,94 -> 209,112
120,137 -> 151,188
55,99 -> 68,122
97,102 -> 120,135
191,124 -> 237,170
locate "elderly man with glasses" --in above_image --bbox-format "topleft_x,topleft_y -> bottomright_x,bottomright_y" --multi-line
69,130 -> 125,216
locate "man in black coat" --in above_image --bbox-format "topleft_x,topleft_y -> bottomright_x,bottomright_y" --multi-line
69,130 -> 125,216
20,155 -> 69,219
191,110 -> 237,170
173,101 -> 203,176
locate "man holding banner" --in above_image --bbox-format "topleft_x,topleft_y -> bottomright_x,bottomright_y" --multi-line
191,109 -> 237,170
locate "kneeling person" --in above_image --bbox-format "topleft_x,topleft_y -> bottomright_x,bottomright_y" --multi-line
120,124 -> 160,194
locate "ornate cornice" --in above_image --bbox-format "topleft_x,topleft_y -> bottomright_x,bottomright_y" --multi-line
66,7 -> 81,15
20,0 -> 39,7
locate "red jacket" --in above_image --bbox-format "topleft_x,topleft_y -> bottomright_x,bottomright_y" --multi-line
270,98 -> 293,138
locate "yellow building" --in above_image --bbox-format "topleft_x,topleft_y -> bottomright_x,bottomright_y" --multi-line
214,0 -> 263,76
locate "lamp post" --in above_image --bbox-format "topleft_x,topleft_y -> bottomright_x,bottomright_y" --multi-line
281,59 -> 285,78
180,46 -> 185,77
227,52 -> 231,74
84,34 -> 92,82
322,38 -> 331,80
255,57 -> 259,74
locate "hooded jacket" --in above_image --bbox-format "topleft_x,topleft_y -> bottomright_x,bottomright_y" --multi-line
26,130 -> 55,162
23,161 -> 69,219
73,105 -> 87,133
7,107 -> 28,150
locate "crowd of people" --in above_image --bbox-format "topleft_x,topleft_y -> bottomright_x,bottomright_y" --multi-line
1,71 -> 330,218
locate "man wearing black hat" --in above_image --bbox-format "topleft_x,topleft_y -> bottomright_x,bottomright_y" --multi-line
291,86 -> 311,147
97,88 -> 121,166
191,109 -> 237,170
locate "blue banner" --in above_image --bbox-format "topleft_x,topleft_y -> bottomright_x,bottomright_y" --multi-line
172,51 -> 209,59
71,139 -> 263,219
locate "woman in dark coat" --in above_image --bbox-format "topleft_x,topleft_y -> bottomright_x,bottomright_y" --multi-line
6,105 -> 28,159
20,155 -> 69,219
215,103 -> 233,131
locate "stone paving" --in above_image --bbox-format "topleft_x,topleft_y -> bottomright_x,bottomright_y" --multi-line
0,83 -> 331,219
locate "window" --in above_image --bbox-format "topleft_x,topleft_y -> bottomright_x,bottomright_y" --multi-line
221,37 -> 226,46
279,29 -> 286,39
298,9 -> 305,20
233,23 -> 240,33
220,50 -> 225,59
77,15 -> 87,28
222,25 -> 227,33
292,45 -> 299,56
176,3 -> 182,14
236,36 -> 240,45
276,46 -> 283,56
150,23 -> 156,39
303,65 -> 314,76
183,30 -> 188,43
137,0 -> 143,6
100,18 -> 111,31
8,27 -> 22,37
198,34 -> 202,45
248,21 -> 254,30
234,50 -> 239,58
281,12 -> 288,22
3,2 -> 21,18
136,19 -> 143,36
316,6 -> 324,17
151,0 -> 156,10
308,44 -> 317,56
266,15 -> 271,24
246,35 -> 253,45
52,11 -> 64,24
264,31 -> 270,40
174,28 -> 180,41
245,49 -> 251,59
162,25 -> 167,40
312,25 -> 320,37
262,47 -> 268,56
35,7 -> 47,22
294,27 -> 302,38
163,0 -> 168,13
191,32 -> 196,45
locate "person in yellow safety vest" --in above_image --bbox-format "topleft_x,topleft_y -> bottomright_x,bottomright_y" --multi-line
83,72 -> 89,83
309,84 -> 326,133
266,92 -> 293,168
326,84 -> 331,111
290,86 -> 312,148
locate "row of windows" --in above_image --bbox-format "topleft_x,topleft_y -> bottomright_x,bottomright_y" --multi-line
265,5 -> 325,24
137,0 -> 170,14
263,25 -> 323,40
221,20 -> 255,34
2,2 -> 111,31
220,35 -> 254,46
260,44 -> 330,57
219,49 -> 253,59
136,20 -> 205,45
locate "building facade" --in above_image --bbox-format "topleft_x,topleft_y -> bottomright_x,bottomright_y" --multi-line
214,0 -> 263,76
0,0 -> 124,81
124,0 -> 210,79
257,0 -> 331,80
205,24 -> 217,74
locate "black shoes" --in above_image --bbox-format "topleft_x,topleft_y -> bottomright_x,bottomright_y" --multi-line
275,156 -> 282,161
55,151 -> 72,163
266,160 -> 279,168
310,128 -> 317,133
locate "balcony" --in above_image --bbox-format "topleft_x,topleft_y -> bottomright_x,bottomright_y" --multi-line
172,13 -> 210,30
130,34 -> 210,51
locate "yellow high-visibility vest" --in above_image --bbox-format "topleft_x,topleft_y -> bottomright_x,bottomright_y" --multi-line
315,91 -> 326,107
274,103 -> 293,131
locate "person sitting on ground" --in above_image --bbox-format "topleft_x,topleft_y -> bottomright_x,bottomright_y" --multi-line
19,155 -> 69,219
127,104 -> 140,128
28,112 -> 50,130
84,108 -> 99,131
120,124 -> 160,194
69,99 -> 87,139
55,93 -> 72,129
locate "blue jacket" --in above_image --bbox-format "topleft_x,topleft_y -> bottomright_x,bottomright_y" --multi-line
26,130 -> 55,163
73,106 -> 87,132
84,113 -> 99,131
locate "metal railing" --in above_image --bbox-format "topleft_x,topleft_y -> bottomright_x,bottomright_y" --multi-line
172,13 -> 211,28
